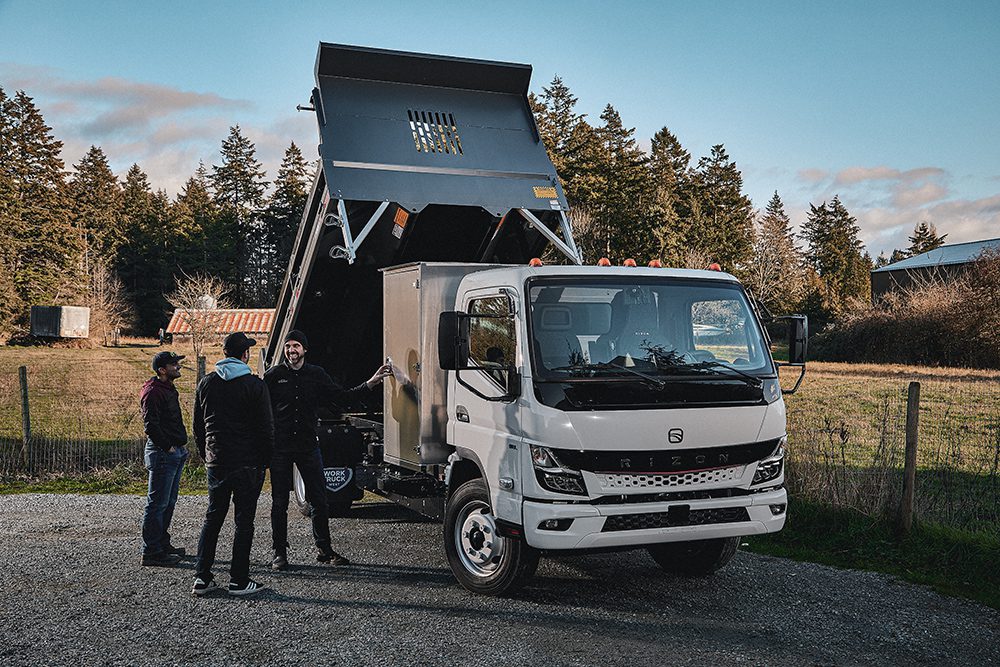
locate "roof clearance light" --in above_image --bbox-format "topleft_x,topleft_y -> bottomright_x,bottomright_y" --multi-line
708,262 -> 722,271
529,258 -> 543,267
597,257 -> 611,266
648,260 -> 662,268
623,258 -> 637,267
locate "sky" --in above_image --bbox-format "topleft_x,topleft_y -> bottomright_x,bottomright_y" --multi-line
1,0 -> 998,258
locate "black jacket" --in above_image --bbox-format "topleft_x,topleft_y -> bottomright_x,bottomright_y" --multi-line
264,361 -> 371,450
194,362 -> 274,468
140,377 -> 188,452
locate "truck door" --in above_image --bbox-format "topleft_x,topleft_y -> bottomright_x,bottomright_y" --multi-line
452,289 -> 522,522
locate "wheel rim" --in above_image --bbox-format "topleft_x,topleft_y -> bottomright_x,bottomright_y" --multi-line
293,464 -> 306,505
454,499 -> 505,578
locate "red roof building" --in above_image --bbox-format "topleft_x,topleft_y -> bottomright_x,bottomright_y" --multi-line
165,309 -> 275,336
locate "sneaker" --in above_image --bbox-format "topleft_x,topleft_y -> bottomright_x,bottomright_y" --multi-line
317,547 -> 351,566
141,551 -> 181,567
271,551 -> 288,571
165,544 -> 186,556
228,579 -> 266,596
191,577 -> 217,596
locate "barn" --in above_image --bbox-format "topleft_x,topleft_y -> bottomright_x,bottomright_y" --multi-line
165,308 -> 275,339
870,237 -> 1000,300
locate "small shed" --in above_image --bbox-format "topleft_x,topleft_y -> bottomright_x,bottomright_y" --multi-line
30,305 -> 91,338
871,237 -> 1000,299
165,308 -> 274,338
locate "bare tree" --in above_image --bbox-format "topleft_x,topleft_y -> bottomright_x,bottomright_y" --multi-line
86,261 -> 133,346
165,272 -> 232,359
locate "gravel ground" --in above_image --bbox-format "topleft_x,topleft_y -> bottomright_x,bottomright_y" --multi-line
0,493 -> 997,667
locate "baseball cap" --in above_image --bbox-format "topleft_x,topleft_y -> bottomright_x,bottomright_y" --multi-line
152,351 -> 185,372
223,332 -> 257,357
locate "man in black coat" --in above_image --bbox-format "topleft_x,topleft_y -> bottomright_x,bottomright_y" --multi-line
140,351 -> 189,567
191,332 -> 274,597
264,329 -> 390,570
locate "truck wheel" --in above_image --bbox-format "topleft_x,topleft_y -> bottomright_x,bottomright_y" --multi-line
647,537 -> 739,576
444,479 -> 539,596
292,464 -> 312,518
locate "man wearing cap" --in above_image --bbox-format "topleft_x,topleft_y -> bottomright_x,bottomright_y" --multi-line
140,351 -> 189,567
264,329 -> 391,571
191,332 -> 274,597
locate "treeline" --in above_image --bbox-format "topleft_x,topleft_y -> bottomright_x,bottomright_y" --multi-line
0,87 -> 312,339
1,79 -> 952,343
528,77 -> 881,328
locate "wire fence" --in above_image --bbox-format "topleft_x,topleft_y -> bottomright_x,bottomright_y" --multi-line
785,378 -> 1000,535
2,355 -> 998,535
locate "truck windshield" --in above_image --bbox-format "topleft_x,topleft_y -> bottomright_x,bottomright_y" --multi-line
527,277 -> 774,408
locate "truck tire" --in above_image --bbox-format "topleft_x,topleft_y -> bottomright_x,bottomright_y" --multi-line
292,464 -> 312,518
444,479 -> 539,596
647,536 -> 739,576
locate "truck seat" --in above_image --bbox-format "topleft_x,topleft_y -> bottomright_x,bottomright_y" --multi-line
533,305 -> 584,368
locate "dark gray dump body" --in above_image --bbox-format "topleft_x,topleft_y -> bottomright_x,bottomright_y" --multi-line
267,43 -> 576,397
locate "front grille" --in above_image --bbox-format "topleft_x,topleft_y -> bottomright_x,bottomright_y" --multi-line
601,506 -> 750,532
596,466 -> 743,492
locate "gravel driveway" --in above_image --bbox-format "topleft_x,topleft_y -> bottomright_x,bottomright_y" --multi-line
0,493 -> 996,666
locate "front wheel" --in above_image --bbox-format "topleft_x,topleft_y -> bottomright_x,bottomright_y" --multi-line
647,537 -> 739,576
443,479 -> 539,596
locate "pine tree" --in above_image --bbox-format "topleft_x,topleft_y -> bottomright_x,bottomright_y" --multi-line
0,88 -> 23,338
172,162 -> 219,275
800,195 -> 870,325
117,164 -> 169,333
260,143 -> 311,302
68,146 -> 123,272
209,125 -> 268,305
687,144 -> 754,269
3,90 -> 81,314
648,127 -> 693,264
907,221 -> 948,256
745,192 -> 804,313
585,104 -> 651,263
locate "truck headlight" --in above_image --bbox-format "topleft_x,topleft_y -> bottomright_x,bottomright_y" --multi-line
752,437 -> 785,485
530,445 -> 588,496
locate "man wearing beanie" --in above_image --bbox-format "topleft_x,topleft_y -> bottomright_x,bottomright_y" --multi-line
264,329 -> 391,570
191,332 -> 274,597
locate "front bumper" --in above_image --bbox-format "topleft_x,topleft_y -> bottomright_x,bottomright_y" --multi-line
522,487 -> 787,550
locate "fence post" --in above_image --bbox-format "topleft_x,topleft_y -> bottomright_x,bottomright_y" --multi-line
197,356 -> 206,381
897,381 -> 920,537
18,365 -> 31,472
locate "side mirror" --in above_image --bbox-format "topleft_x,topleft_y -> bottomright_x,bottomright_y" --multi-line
438,311 -> 469,370
774,314 -> 807,394
787,315 -> 808,365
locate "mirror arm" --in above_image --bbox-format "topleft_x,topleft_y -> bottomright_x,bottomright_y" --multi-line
775,362 -> 806,395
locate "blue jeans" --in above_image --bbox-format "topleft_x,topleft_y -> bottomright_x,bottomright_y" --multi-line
141,440 -> 188,555
195,465 -> 264,586
270,447 -> 331,552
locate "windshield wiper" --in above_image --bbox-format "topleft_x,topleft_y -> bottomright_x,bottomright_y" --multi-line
689,360 -> 763,388
550,362 -> 666,390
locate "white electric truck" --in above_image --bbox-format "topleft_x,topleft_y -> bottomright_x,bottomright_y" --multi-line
266,43 -> 807,595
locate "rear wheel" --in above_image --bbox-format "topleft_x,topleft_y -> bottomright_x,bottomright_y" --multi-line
647,537 -> 739,575
444,479 -> 538,596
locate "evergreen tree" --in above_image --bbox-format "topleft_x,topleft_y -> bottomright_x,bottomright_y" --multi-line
907,221 -> 948,256
172,162 -> 220,275
800,195 -> 870,325
117,164 -> 171,333
0,88 -> 23,338
2,90 -> 81,315
745,192 -> 804,313
889,248 -> 909,264
209,125 -> 268,306
648,127 -> 693,264
687,144 -> 754,269
68,146 -> 123,272
590,104 -> 651,263
260,143 -> 311,302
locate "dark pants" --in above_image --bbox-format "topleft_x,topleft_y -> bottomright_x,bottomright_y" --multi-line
270,446 -> 331,553
195,465 -> 264,586
141,440 -> 187,555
